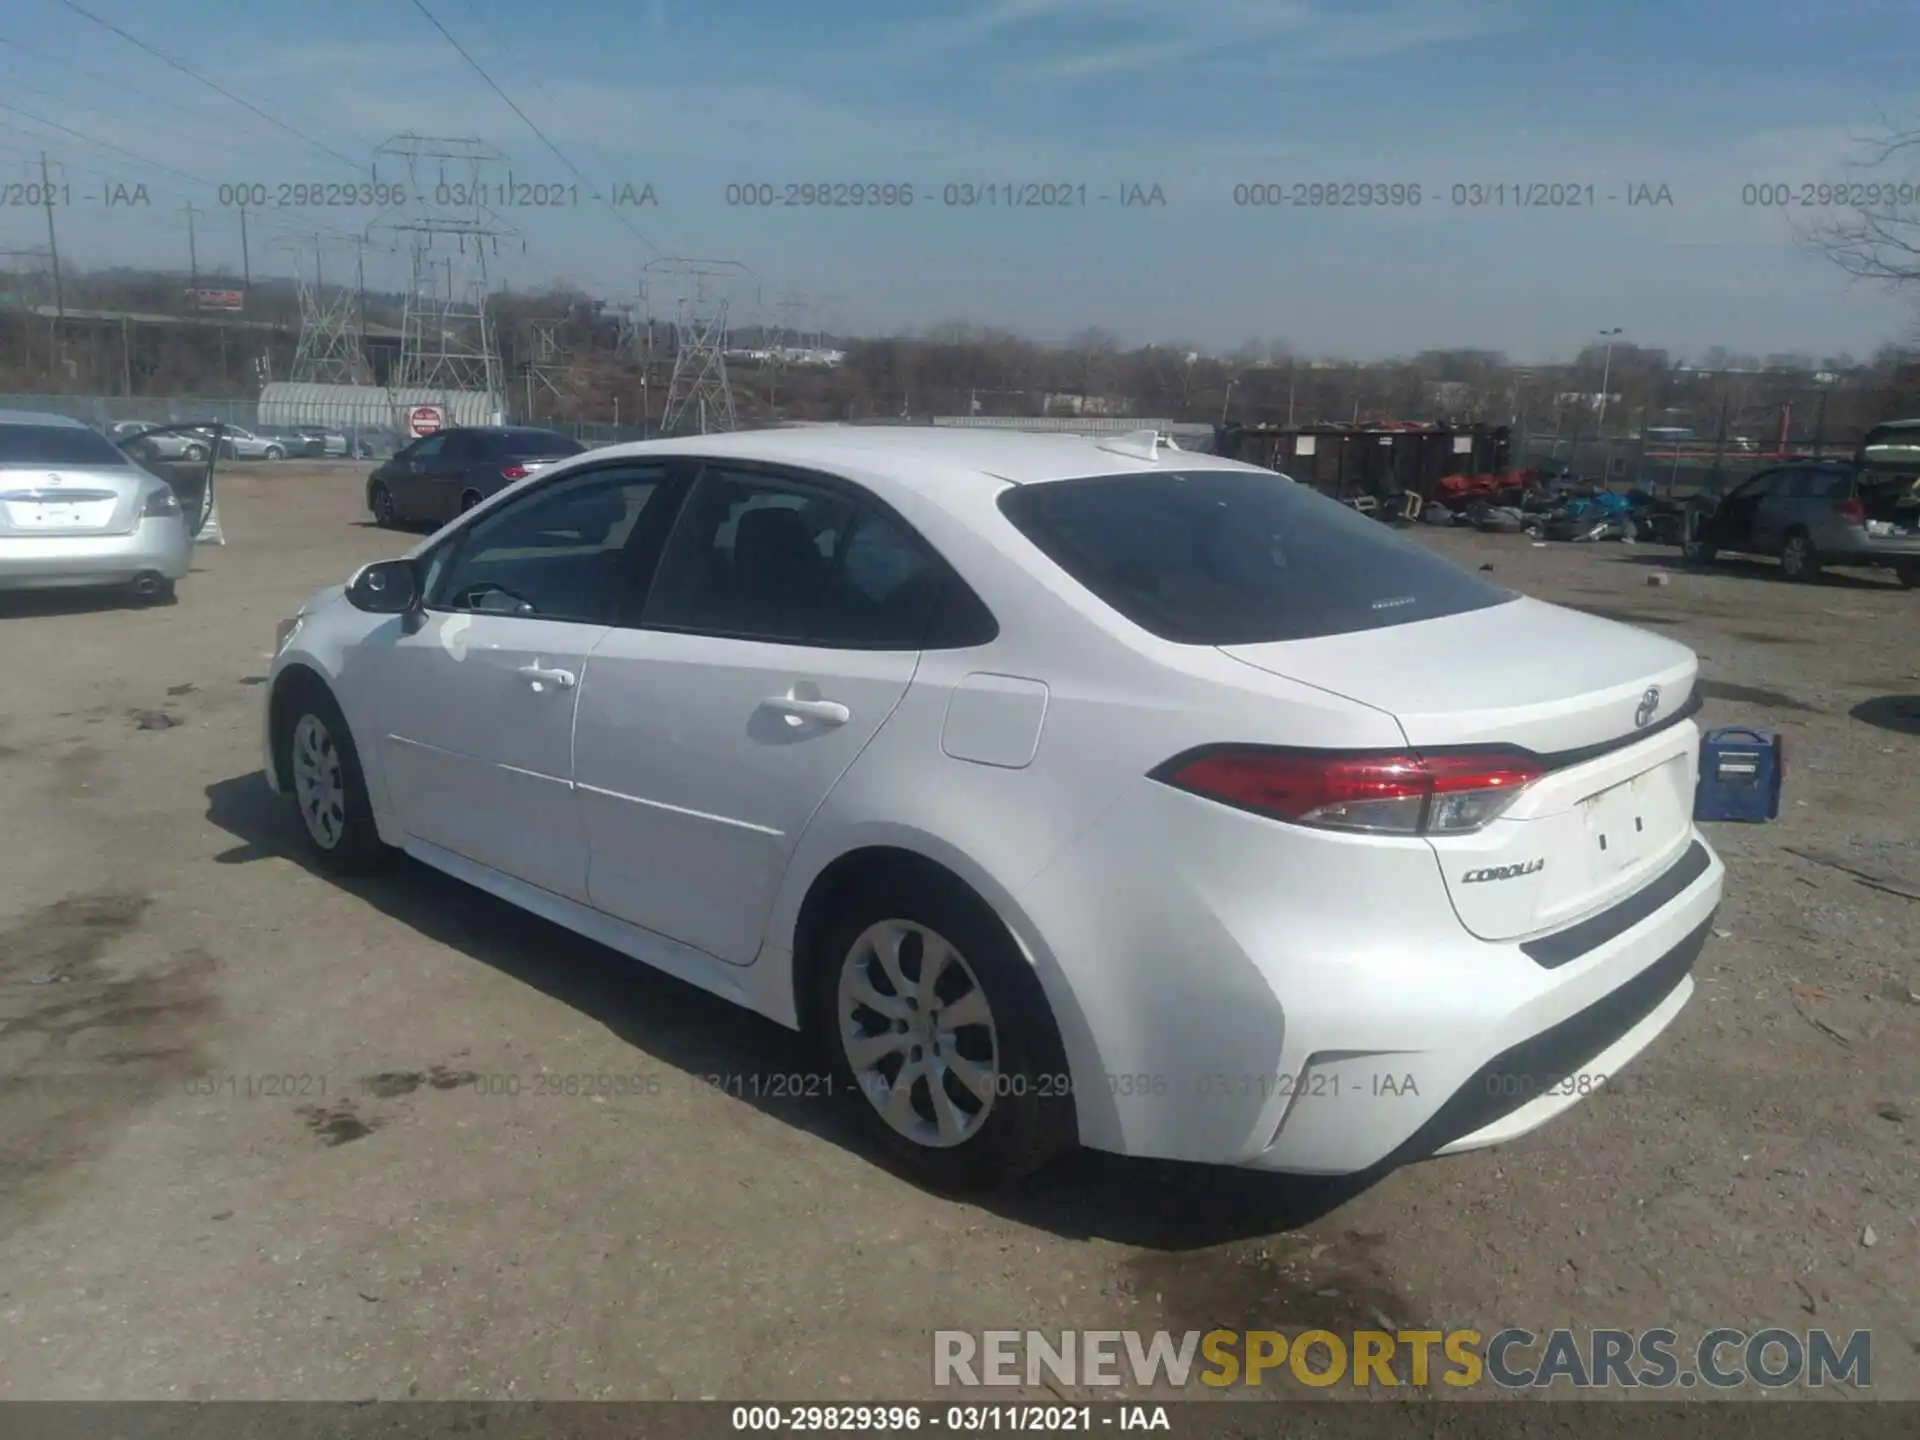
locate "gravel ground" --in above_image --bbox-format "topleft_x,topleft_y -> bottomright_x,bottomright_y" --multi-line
0,463 -> 1915,1402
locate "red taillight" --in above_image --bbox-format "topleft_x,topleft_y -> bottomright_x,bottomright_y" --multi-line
501,464 -> 529,480
1157,747 -> 1544,835
1837,498 -> 1865,521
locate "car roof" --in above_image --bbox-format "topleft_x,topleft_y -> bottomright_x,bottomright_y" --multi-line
581,425 -> 1254,486
0,409 -> 88,428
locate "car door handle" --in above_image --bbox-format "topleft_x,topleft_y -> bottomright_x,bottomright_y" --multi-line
518,663 -> 577,690
765,696 -> 850,726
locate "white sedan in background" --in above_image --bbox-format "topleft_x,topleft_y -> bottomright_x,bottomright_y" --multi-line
262,427 -> 1724,1189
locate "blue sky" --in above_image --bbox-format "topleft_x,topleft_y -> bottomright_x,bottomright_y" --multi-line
0,0 -> 1916,360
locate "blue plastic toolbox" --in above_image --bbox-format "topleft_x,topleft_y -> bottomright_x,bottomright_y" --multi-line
1694,727 -> 1783,823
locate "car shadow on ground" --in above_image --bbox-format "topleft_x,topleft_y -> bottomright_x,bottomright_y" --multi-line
203,770 -> 1385,1249
1851,694 -> 1920,737
0,588 -> 181,618
1605,549 -> 1897,589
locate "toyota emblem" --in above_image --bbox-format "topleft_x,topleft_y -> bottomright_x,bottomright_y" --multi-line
1634,686 -> 1661,728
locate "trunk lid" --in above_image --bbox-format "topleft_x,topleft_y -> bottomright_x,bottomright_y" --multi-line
0,463 -> 148,537
1221,597 -> 1702,941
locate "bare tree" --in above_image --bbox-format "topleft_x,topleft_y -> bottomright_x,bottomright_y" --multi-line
1804,121 -> 1920,291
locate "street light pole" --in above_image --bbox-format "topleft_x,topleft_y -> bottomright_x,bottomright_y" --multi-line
1595,327 -> 1623,438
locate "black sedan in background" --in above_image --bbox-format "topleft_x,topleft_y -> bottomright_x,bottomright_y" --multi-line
365,426 -> 586,527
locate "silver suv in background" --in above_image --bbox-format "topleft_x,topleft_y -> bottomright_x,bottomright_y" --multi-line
1683,457 -> 1920,586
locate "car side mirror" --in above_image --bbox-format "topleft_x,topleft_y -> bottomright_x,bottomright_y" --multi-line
346,558 -> 422,615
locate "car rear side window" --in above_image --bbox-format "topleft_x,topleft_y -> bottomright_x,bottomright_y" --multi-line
642,467 -> 990,649
0,425 -> 131,467
998,468 -> 1512,644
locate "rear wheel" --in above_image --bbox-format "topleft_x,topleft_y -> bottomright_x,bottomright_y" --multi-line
1780,529 -> 1821,582
274,682 -> 390,874
811,875 -> 1075,1191
183,443 -> 207,462
370,482 -> 397,528
1897,562 -> 1920,590
264,445 -> 285,461
459,489 -> 483,514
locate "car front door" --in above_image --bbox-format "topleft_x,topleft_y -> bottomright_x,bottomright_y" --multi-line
421,432 -> 475,521
1711,470 -> 1777,554
367,461 -> 677,899
1749,468 -> 1802,553
573,463 -> 953,964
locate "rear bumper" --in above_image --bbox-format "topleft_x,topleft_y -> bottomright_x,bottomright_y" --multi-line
0,517 -> 192,590
1245,837 -> 1721,1173
1014,780 -> 1725,1174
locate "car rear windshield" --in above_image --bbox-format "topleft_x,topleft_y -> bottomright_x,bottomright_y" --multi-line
488,429 -> 584,457
0,424 -> 131,467
997,468 -> 1512,644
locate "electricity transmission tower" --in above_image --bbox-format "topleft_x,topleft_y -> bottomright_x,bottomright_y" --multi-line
285,234 -> 372,384
371,135 -> 514,396
647,257 -> 751,434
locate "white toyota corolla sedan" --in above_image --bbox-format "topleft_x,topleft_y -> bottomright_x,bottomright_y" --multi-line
263,426 -> 1724,1188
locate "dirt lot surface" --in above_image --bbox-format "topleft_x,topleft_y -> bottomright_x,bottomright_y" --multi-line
1,462 -> 1915,1402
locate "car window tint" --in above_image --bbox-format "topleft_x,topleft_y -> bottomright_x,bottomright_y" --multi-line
999,468 -> 1511,644
815,508 -> 953,647
408,435 -> 446,462
643,469 -> 859,641
426,465 -> 668,623
0,424 -> 132,466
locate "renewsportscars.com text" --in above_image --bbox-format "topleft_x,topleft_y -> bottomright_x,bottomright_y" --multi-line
934,1328 -> 1872,1389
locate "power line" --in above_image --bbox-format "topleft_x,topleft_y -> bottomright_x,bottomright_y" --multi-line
53,0 -> 367,173
0,101 -> 375,248
405,0 -> 665,259
0,32 -> 241,136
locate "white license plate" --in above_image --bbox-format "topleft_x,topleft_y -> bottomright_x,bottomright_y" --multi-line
1583,776 -> 1657,873
24,504 -> 82,527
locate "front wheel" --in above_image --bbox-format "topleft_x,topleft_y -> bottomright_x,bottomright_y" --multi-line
1897,562 -> 1919,591
183,443 -> 208,462
1780,530 -> 1822,583
275,684 -> 390,874
370,481 -> 398,528
811,876 -> 1075,1191
264,446 -> 284,461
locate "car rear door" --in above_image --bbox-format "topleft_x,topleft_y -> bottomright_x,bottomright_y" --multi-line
366,459 -> 678,899
572,462 -> 947,965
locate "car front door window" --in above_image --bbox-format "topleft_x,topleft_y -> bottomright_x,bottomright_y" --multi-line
428,465 -> 669,623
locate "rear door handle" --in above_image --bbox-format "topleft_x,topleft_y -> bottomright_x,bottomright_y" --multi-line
518,663 -> 577,691
766,696 -> 850,726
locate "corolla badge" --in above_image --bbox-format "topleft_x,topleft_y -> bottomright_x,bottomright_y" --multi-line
1634,686 -> 1661,728
1461,859 -> 1546,883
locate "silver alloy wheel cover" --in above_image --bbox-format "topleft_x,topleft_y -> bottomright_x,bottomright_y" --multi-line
290,713 -> 347,850
1785,535 -> 1809,572
838,919 -> 999,1149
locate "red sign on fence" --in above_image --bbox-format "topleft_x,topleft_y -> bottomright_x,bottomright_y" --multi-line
408,405 -> 445,437
186,288 -> 245,311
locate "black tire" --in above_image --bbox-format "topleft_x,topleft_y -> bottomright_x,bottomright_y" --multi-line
459,489 -> 483,514
132,578 -> 177,606
1898,562 -> 1920,591
183,443 -> 208,462
1780,529 -> 1822,583
264,446 -> 284,461
370,482 -> 398,528
809,871 -> 1075,1191
272,679 -> 391,875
